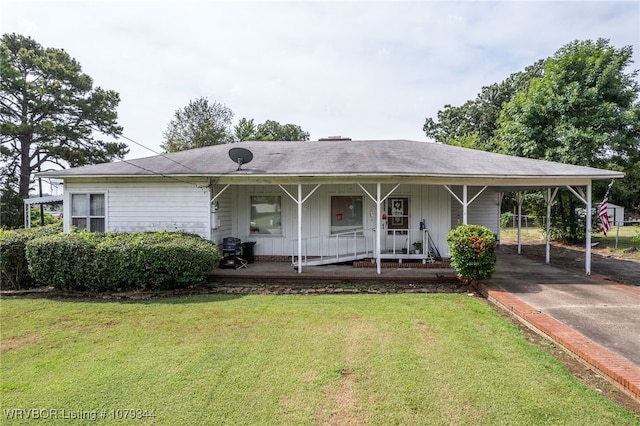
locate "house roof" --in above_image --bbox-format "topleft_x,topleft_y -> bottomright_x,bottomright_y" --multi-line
39,140 -> 624,186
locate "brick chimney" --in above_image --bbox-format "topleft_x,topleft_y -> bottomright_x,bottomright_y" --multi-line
318,136 -> 352,141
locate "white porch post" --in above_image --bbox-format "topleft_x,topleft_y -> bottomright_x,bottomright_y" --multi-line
586,182 -> 592,275
297,183 -> 303,274
443,185 -> 487,227
376,183 -> 382,274
358,182 -> 400,275
462,185 -> 468,224
544,188 -> 559,264
278,183 -> 321,274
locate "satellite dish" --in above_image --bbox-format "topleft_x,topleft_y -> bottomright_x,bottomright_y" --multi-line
228,147 -> 254,170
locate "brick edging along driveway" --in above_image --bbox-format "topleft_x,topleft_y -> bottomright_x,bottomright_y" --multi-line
477,282 -> 640,404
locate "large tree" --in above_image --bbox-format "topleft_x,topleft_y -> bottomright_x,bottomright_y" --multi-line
161,97 -> 234,152
498,39 -> 640,241
423,60 -> 543,153
0,33 -> 128,201
233,118 -> 310,142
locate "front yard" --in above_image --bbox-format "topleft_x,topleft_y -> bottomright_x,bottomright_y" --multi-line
1,294 -> 637,424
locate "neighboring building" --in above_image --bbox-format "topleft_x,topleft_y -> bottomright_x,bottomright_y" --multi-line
39,140 -> 623,273
605,203 -> 625,227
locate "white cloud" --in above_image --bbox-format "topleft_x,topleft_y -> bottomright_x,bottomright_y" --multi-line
1,0 -> 638,159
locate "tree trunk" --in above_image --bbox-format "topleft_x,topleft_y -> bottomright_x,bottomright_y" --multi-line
18,137 -> 32,199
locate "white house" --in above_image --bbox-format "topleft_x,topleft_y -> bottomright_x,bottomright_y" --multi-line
40,140 -> 623,275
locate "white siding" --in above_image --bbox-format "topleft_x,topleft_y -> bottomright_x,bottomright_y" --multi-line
64,180 -> 211,239
450,186 -> 500,235
211,185 -> 233,245
230,183 -> 451,258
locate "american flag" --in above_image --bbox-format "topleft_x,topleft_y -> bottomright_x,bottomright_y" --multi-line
599,196 -> 611,236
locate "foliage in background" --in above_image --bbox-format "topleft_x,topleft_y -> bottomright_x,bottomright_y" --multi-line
0,181 -> 23,228
447,224 -> 498,282
498,39 -> 640,241
233,117 -> 310,142
500,212 -> 513,228
0,223 -> 62,289
28,208 -> 59,226
425,39 -> 640,243
0,33 -> 128,199
161,97 -> 234,152
423,60 -> 543,153
26,230 -> 221,292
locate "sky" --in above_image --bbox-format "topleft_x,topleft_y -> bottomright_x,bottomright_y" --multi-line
2,0 -> 639,164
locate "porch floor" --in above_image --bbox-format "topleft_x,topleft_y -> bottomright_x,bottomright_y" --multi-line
209,259 -> 458,286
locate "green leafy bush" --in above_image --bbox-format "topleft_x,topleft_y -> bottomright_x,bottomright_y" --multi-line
500,212 -> 513,228
26,230 -> 102,291
26,231 -> 221,292
0,223 -> 62,289
447,224 -> 498,283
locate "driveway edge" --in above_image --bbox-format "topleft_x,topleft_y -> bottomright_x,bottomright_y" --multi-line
477,281 -> 640,404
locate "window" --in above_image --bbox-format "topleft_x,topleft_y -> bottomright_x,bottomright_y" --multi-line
71,193 -> 105,232
250,195 -> 281,234
331,196 -> 363,233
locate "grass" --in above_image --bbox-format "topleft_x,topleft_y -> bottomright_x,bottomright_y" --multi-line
501,225 -> 640,261
2,295 -> 638,425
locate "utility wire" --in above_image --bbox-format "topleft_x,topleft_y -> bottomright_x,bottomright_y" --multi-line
88,127 -> 212,189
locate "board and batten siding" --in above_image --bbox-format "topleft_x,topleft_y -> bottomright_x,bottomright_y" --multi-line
449,186 -> 501,235
63,179 -> 211,239
229,183 -> 452,258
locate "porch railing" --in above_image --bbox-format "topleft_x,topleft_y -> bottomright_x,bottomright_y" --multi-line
291,228 -> 435,266
378,228 -> 433,263
291,229 -> 374,265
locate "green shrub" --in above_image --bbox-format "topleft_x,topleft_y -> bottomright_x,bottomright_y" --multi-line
500,212 -> 513,228
0,223 -> 62,289
26,230 -> 102,291
447,224 -> 498,283
26,231 -> 221,292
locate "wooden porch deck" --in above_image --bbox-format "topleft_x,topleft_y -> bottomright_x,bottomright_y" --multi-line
209,259 -> 459,288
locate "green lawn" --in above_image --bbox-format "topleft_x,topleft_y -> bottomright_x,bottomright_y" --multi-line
2,295 -> 638,425
501,225 -> 640,260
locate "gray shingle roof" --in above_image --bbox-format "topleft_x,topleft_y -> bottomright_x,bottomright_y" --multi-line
39,140 -> 623,180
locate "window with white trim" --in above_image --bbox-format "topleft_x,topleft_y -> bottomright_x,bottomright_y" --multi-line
71,193 -> 105,232
330,195 -> 363,234
250,195 -> 281,234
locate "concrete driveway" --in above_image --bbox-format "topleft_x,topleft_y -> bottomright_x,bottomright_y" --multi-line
489,245 -> 640,368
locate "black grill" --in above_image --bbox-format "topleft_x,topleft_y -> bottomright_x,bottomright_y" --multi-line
222,237 -> 241,252
220,237 -> 243,269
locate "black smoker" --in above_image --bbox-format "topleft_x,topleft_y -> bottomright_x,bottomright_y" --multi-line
221,237 -> 242,269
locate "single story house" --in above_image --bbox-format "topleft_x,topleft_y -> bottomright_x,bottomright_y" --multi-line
39,139 -> 623,275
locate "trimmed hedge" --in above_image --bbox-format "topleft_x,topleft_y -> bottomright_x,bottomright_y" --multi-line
446,224 -> 498,283
0,224 -> 62,289
26,231 -> 222,292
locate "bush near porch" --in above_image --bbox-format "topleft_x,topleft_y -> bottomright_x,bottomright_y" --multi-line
447,224 -> 498,283
25,230 -> 221,292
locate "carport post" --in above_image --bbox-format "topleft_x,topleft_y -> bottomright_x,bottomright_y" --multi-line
544,188 -> 559,264
565,184 -> 592,275
586,182 -> 592,275
515,192 -> 525,255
